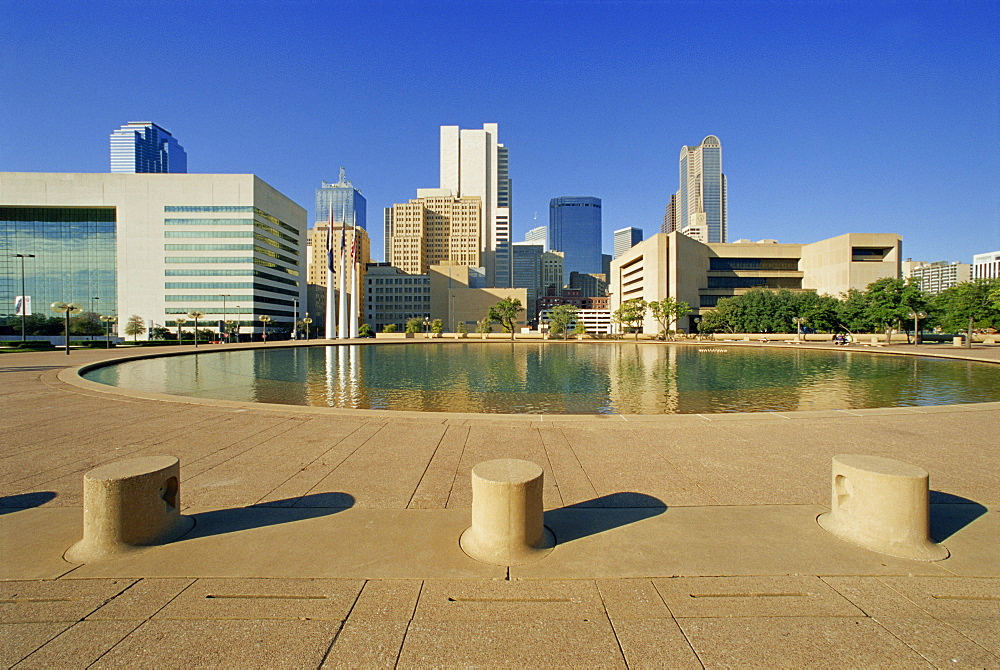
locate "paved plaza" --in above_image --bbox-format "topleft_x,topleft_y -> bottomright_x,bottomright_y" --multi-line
2,341 -> 998,668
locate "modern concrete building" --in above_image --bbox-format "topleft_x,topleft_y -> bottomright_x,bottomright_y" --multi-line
973,250 -> 1000,280
0,173 -> 306,336
388,189 -> 482,275
610,231 -> 901,333
427,265 -> 527,332
315,167 -> 366,230
666,136 -> 727,243
439,124 -> 512,287
903,260 -> 972,294
549,196 -> 602,284
110,122 -> 187,174
363,264 -> 431,332
613,226 -> 643,259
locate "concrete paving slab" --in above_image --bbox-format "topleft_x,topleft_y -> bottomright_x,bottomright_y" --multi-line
86,578 -> 194,620
397,619 -> 626,668
152,578 -> 363,620
820,576 -> 936,618
90,619 -> 341,668
349,579 -> 422,620
0,579 -> 135,623
609,617 -> 702,668
320,619 -> 409,668
677,616 -> 934,668
652,575 -> 864,618
413,579 -> 605,621
597,578 -> 672,619
942,618 -> 1000,656
0,507 -> 80,580
873,616 -> 1000,668
0,622 -> 72,667
874,577 -> 1000,619
13,619 -> 143,669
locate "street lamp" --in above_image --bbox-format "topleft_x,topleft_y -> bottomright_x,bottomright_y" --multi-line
259,314 -> 272,342
50,301 -> 82,354
792,316 -> 808,340
302,313 -> 312,341
99,315 -> 117,349
11,253 -> 35,342
175,316 -> 187,344
219,294 -> 230,344
187,311 -> 204,348
908,310 -> 928,345
292,298 -> 298,339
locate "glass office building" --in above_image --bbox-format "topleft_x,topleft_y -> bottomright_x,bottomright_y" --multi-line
678,136 -> 727,243
0,207 -> 117,320
315,169 -> 366,230
110,122 -> 187,174
549,196 -> 602,285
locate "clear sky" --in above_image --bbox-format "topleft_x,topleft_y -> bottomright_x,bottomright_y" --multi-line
2,0 -> 997,265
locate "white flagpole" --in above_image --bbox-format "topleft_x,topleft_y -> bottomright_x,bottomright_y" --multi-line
349,213 -> 359,338
324,209 -> 335,339
338,206 -> 349,339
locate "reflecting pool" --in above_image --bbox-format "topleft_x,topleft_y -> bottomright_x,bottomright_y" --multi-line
82,343 -> 1000,415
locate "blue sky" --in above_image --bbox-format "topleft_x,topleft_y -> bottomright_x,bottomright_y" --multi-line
2,0 -> 997,264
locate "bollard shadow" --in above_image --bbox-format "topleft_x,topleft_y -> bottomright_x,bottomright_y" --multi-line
544,492 -> 667,544
179,492 -> 355,541
929,491 -> 989,542
0,491 -> 57,514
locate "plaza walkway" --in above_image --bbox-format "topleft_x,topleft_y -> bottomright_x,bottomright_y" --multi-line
2,340 -> 998,668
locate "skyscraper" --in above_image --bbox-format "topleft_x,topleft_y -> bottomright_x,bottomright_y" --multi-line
549,196 -> 602,285
439,124 -> 511,287
388,189 -> 482,275
669,136 -> 727,243
316,168 -> 366,230
524,225 -> 547,250
110,122 -> 187,173
613,226 -> 644,259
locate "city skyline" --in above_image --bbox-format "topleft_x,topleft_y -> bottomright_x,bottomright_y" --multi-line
2,1 -> 996,266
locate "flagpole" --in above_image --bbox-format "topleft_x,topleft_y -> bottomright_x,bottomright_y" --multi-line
349,214 -> 359,339
338,206 -> 348,339
324,209 -> 335,339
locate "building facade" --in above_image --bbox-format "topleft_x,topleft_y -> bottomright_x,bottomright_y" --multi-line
1,173 -> 306,337
524,225 -> 547,250
439,124 -> 512,287
512,242 -> 544,322
549,196 -> 602,285
667,136 -> 727,243
305,222 -> 371,335
388,189 -> 482,275
613,226 -> 643,259
110,122 -> 187,174
973,250 -> 1000,279
363,264 -> 431,332
610,231 -> 901,333
903,260 -> 972,294
315,168 -> 366,230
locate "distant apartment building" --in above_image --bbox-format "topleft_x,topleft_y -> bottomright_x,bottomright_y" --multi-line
388,189 -> 482,275
613,226 -> 643,259
903,260 -> 972,294
973,250 -> 1000,279
665,136 -> 727,243
610,231 -> 901,333
110,122 -> 187,174
549,196 -> 602,284
1,173 -> 306,336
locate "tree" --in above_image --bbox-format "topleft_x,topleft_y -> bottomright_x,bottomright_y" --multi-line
123,315 -> 145,341
405,318 -> 422,334
613,298 -> 647,340
430,318 -> 444,334
648,298 -> 691,340
358,323 -> 373,338
457,321 -> 468,334
383,323 -> 398,333
149,326 -> 170,341
547,304 -> 578,340
863,277 -> 927,343
932,278 -> 1000,348
573,320 -> 587,336
487,297 -> 523,340
475,317 -> 492,334
69,312 -> 103,336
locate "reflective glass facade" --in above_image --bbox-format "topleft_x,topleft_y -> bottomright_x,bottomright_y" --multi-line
0,207 -> 116,319
549,197 -> 602,285
315,172 -> 366,230
678,136 -> 727,243
110,122 -> 187,173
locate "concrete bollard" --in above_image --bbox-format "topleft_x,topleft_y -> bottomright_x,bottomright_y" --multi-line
870,334 -> 879,345
65,456 -> 194,562
460,459 -> 555,565
952,336 -> 964,347
817,454 -> 948,561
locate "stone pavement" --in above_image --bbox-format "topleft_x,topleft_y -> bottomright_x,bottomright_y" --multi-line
1,341 -> 998,668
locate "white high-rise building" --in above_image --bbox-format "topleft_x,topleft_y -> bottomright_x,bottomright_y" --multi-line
524,225 -> 547,250
669,135 -> 727,243
973,251 -> 1000,280
439,124 -> 511,287
110,122 -> 187,173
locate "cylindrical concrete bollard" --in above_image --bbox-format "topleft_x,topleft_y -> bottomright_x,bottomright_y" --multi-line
65,456 -> 194,563
817,454 -> 948,561
952,336 -> 964,347
460,459 -> 555,565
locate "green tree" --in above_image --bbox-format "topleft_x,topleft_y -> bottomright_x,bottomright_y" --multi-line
648,298 -> 691,339
547,304 -> 578,340
862,277 -> 927,343
383,323 -> 398,333
487,297 -> 523,340
836,288 -> 874,334
123,315 -> 146,341
69,312 -> 103,336
932,278 -> 1000,348
405,318 -> 422,334
613,298 -> 647,340
794,291 -> 841,333
457,321 -> 468,334
475,317 -> 492,334
430,318 -> 444,334
358,323 -> 373,338
149,326 -> 170,341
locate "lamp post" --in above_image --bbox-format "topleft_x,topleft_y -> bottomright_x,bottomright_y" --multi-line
908,310 -> 928,345
50,301 -> 82,354
175,316 -> 187,344
792,316 -> 807,341
302,314 -> 312,341
219,294 -> 230,344
99,315 -> 117,349
11,253 -> 35,342
187,311 -> 204,348
259,314 -> 272,343
292,298 -> 298,339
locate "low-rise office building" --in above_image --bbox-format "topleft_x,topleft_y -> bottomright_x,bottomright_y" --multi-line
610,231 -> 901,333
363,264 -> 431,332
